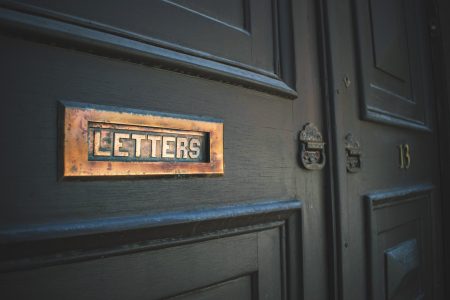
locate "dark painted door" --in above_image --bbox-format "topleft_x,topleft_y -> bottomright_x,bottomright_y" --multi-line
1,1 -> 444,299
0,1 -> 331,299
325,0 -> 445,299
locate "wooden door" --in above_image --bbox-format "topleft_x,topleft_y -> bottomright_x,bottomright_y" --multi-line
0,1 -> 331,299
324,0 -> 445,299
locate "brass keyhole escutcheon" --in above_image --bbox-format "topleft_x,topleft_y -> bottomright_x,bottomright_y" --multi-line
398,144 -> 411,169
298,123 -> 326,171
345,133 -> 361,173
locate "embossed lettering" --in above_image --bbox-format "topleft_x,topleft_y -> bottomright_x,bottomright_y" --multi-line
176,137 -> 189,159
162,136 -> 176,158
93,130 -> 111,156
131,134 -> 147,157
147,135 -> 162,158
114,133 -> 130,157
189,138 -> 201,159
89,124 -> 204,162
63,102 -> 223,177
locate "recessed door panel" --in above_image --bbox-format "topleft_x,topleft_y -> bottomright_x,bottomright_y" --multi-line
365,186 -> 433,299
0,228 -> 284,300
8,0 -> 284,76
1,0 -> 296,97
354,0 -> 432,130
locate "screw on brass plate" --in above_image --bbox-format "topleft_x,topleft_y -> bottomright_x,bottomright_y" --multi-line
430,20 -> 438,32
429,19 -> 439,37
344,76 -> 351,88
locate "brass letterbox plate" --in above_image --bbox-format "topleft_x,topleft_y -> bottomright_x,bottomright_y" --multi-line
60,102 -> 224,177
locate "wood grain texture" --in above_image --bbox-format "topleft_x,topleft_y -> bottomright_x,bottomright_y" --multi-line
0,34 -> 297,227
0,232 -> 259,300
290,0 -> 330,297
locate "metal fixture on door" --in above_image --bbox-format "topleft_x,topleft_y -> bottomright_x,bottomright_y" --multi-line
398,144 -> 411,169
298,123 -> 326,170
345,133 -> 362,173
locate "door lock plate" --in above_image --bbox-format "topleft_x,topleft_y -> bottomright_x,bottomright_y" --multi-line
299,123 -> 326,170
345,133 -> 362,173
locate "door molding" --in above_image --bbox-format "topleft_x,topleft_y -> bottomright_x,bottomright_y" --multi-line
0,1 -> 297,98
0,199 -> 301,273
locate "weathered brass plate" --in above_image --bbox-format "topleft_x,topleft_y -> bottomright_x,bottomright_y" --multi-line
60,102 -> 224,177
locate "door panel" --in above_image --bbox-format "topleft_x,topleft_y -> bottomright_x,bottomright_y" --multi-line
354,0 -> 431,130
0,228 -> 287,300
365,185 -> 433,300
0,0 -> 296,97
0,34 -> 295,225
11,0 -> 275,73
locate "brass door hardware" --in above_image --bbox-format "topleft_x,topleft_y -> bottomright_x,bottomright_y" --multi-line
299,123 -> 326,170
345,133 -> 362,173
59,102 -> 224,177
399,144 -> 411,169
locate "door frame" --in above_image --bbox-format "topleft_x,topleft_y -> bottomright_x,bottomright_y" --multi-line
315,0 -> 342,298
430,0 -> 450,297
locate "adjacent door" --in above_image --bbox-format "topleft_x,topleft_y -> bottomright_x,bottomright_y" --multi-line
325,0 -> 445,298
